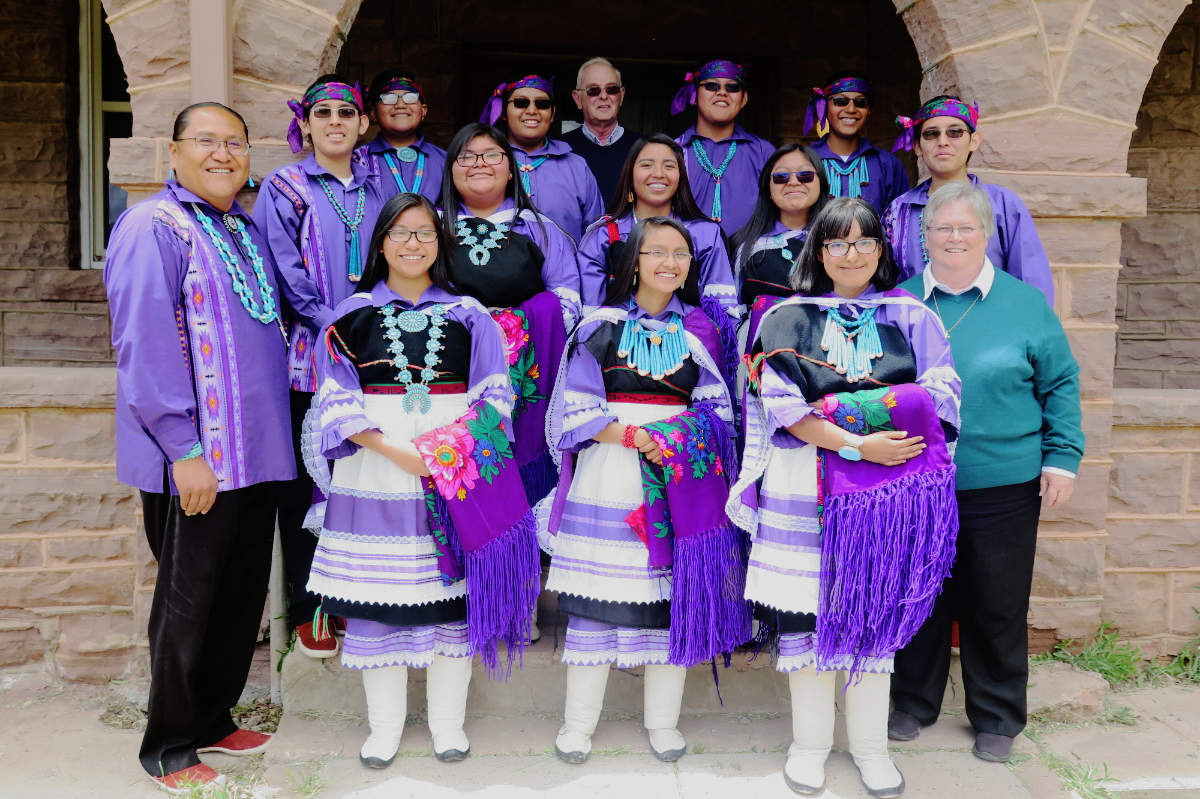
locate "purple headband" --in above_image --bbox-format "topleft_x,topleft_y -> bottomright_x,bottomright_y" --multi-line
669,60 -> 746,116
286,81 -> 364,153
803,77 -> 873,137
379,75 -> 424,102
892,96 -> 979,152
480,74 -> 555,125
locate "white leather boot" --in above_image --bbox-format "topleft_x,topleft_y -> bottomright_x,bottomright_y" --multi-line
359,665 -> 407,768
784,666 -> 835,795
644,664 -> 688,762
845,671 -> 905,797
555,663 -> 610,763
426,654 -> 473,762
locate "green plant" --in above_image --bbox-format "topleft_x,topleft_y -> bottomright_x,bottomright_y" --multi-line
1040,623 -> 1143,686
1161,608 -> 1200,683
1037,750 -> 1117,799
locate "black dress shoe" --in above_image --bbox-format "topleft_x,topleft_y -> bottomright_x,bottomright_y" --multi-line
973,732 -> 1014,763
887,710 -> 921,742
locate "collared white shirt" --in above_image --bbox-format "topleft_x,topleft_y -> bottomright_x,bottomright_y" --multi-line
580,122 -> 625,147
919,257 -> 1075,481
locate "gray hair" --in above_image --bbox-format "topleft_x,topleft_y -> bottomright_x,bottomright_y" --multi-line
576,57 -> 622,90
923,181 -> 996,239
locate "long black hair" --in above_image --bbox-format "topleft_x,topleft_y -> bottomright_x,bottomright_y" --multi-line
439,122 -> 545,243
604,216 -> 701,308
358,193 -> 457,294
789,197 -> 897,296
728,143 -> 830,270
606,133 -> 707,221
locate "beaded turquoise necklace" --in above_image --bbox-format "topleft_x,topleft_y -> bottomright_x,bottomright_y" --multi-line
517,155 -> 549,195
822,154 -> 870,200
383,146 -> 426,195
819,306 -> 883,383
455,219 -> 508,266
192,205 -> 279,326
315,176 -> 367,281
691,139 -> 737,223
616,310 -> 691,380
380,302 -> 446,414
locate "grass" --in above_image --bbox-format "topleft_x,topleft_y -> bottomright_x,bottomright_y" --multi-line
1035,623 -> 1145,686
1146,608 -> 1200,685
1036,750 -> 1118,799
285,759 -> 327,799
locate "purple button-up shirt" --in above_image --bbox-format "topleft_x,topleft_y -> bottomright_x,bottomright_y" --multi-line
676,124 -> 775,238
883,174 -> 1054,304
104,181 -> 295,494
359,134 -> 447,205
255,154 -> 387,391
810,136 -> 910,217
512,138 -> 604,242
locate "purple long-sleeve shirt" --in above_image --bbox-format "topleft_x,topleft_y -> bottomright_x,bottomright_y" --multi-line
676,124 -> 775,237
359,134 -> 447,205
810,136 -> 910,217
512,138 -> 604,242
254,154 -> 387,391
882,174 -> 1054,304
104,181 -> 295,494
576,213 -> 737,315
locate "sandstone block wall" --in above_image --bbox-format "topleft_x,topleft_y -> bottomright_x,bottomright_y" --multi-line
1120,2 -> 1200,389
0,0 -> 113,367
0,368 -> 140,680
1106,389 -> 1200,655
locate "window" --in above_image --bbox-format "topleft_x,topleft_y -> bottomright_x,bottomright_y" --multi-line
79,0 -> 132,268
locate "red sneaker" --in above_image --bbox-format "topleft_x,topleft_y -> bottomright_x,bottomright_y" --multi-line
295,620 -> 340,658
196,728 -> 272,755
150,763 -> 223,794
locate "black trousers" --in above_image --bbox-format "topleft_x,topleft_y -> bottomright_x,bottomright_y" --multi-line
276,390 -> 321,629
138,479 -> 278,777
891,477 -> 1041,738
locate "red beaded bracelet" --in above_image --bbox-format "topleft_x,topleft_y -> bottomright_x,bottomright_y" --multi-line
621,425 -> 639,449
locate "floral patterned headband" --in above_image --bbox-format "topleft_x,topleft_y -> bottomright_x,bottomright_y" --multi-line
892,96 -> 979,152
480,74 -> 555,125
804,76 -> 873,137
286,81 -> 364,153
670,60 -> 745,115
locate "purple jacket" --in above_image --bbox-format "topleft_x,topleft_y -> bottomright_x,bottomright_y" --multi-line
883,174 -> 1054,304
104,181 -> 295,493
358,134 -> 447,205
512,138 -> 604,242
810,136 -> 910,217
676,124 -> 775,237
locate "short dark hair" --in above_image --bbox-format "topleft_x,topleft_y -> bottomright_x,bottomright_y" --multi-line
172,102 -> 249,140
729,143 -> 830,270
606,134 -> 706,220
439,122 -> 544,242
358,193 -> 457,294
789,197 -> 898,295
604,216 -> 701,308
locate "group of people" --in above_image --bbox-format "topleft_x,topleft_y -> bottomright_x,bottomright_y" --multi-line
104,56 -> 1085,798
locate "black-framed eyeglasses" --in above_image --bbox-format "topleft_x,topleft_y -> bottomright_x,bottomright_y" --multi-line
454,150 -> 507,167
822,238 -> 880,257
830,96 -> 870,109
173,136 -> 250,155
510,97 -> 553,110
378,91 -> 421,105
770,170 -> 816,185
920,126 -> 969,141
583,84 -> 622,98
700,80 -> 742,94
311,106 -> 359,119
385,226 -> 439,244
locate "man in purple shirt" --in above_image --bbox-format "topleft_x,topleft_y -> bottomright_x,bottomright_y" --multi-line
359,68 -> 447,204
561,57 -> 642,209
805,71 -> 910,216
671,60 -> 775,237
104,102 -> 294,793
883,95 -> 1053,304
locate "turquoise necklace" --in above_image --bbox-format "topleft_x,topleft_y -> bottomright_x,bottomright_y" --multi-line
315,176 -> 367,281
455,219 -> 508,266
691,139 -> 737,223
383,147 -> 425,195
192,205 -> 279,325
772,229 -> 806,262
517,155 -> 549,195
822,154 -> 870,200
820,306 -> 883,383
616,310 -> 690,380
379,302 -> 446,414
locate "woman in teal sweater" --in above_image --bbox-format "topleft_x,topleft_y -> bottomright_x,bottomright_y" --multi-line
889,181 -> 1084,764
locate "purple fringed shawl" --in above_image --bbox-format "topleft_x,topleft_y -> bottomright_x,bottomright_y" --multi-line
625,404 -> 750,666
414,401 -> 540,677
815,382 -> 958,674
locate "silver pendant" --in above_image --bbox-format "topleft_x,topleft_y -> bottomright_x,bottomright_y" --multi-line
396,146 -> 418,163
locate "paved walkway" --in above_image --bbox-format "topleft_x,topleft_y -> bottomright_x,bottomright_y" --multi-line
2,649 -> 1199,798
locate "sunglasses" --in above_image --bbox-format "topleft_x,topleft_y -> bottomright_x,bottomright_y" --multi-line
378,91 -> 421,105
311,106 -> 359,119
584,84 -> 622,98
700,80 -> 743,94
920,126 -> 970,141
770,170 -> 816,185
510,97 -> 553,110
830,96 -> 870,109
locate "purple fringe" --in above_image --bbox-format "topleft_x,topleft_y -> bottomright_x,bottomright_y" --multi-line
519,449 -> 558,506
700,295 -> 741,390
668,521 -> 752,666
697,401 -> 739,480
816,465 -> 958,676
464,510 -> 540,679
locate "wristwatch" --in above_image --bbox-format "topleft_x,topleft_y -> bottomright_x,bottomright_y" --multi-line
837,432 -> 866,462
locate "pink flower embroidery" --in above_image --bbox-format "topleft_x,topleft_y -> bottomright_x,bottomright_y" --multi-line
668,428 -> 685,444
417,423 -> 480,501
670,462 -> 684,484
821,395 -> 839,415
493,310 -> 527,366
